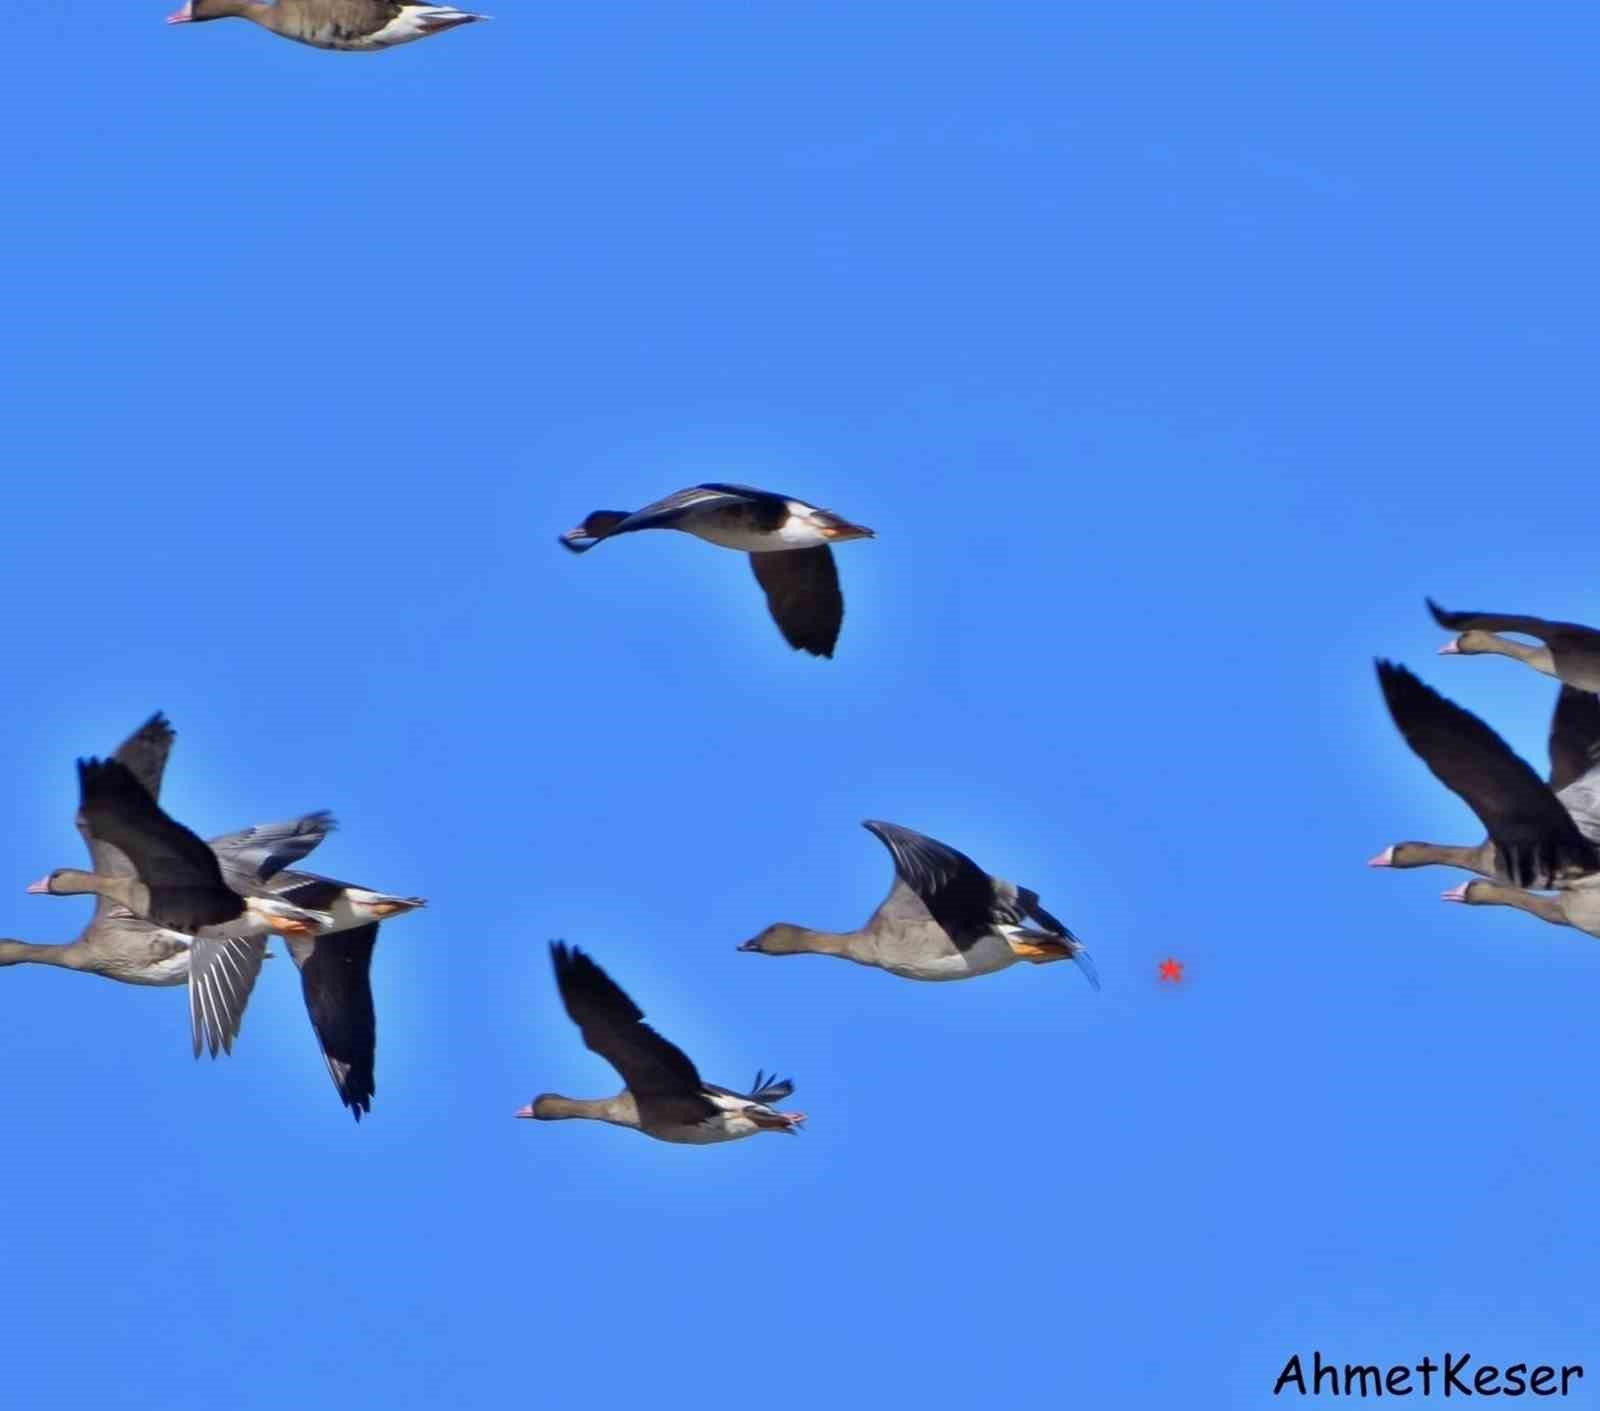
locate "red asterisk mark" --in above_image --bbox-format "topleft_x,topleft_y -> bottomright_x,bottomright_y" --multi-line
1158,957 -> 1184,982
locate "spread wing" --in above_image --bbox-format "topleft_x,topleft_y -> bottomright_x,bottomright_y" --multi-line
862,819 -> 1069,949
76,758 -> 229,893
188,934 -> 268,1059
209,812 -> 336,890
1549,686 -> 1600,794
749,547 -> 843,657
549,943 -> 708,1103
560,485 -> 766,553
77,714 -> 177,892
285,923 -> 378,1121
862,820 -> 1004,947
1376,660 -> 1600,887
1427,598 -> 1597,644
609,484 -> 764,535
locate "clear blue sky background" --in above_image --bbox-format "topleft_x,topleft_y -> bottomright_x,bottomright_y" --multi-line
4,4 -> 1599,1407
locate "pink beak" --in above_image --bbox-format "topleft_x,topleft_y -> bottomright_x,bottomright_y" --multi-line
25,875 -> 51,895
513,1104 -> 535,1119
1367,847 -> 1395,868
1437,639 -> 1462,655
166,3 -> 193,23
1441,883 -> 1471,903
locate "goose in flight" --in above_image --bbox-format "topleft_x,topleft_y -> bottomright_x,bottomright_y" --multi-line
739,820 -> 1099,986
1370,660 -> 1600,889
516,943 -> 804,1143
15,716 -> 425,1114
7,714 -> 332,1056
1369,668 -> 1600,876
30,757 -> 334,1055
166,0 -> 486,51
559,482 -> 873,658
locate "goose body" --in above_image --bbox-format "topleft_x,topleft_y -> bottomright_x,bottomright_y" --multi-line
1370,661 -> 1600,889
6,715 -> 313,1048
517,943 -> 804,1145
13,715 -> 421,1115
1443,877 -> 1600,940
166,0 -> 487,51
739,820 -> 1099,987
32,755 -> 335,1055
558,482 -> 873,658
0,916 -> 194,988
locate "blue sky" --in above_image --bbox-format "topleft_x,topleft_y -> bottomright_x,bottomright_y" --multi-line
5,4 -> 1600,1407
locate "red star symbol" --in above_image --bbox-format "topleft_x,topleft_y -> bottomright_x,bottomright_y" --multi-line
1158,957 -> 1184,982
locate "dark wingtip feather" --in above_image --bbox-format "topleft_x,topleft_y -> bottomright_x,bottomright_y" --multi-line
748,1070 -> 795,1103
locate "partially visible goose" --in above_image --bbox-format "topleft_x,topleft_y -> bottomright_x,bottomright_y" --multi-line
3,713 -> 195,989
30,758 -> 335,1054
1372,671 -> 1600,878
516,943 -> 804,1144
559,482 -> 874,658
55,792 -> 422,1112
1442,878 -> 1600,940
4,715 -> 333,1056
166,0 -> 487,51
1370,660 -> 1600,888
253,869 -> 426,1119
1429,599 -> 1600,692
739,820 -> 1099,986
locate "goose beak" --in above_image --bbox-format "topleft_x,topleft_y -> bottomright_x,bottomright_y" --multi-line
513,1104 -> 536,1119
1441,883 -> 1472,902
166,2 -> 193,21
25,875 -> 50,895
1437,638 -> 1462,655
736,939 -> 759,952
1367,847 -> 1395,868
818,518 -> 874,542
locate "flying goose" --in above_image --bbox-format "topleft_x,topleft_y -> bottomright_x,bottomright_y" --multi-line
739,820 -> 1099,986
3,714 -> 202,991
516,943 -> 804,1144
30,758 -> 335,1055
12,717 -> 422,1109
166,0 -> 487,51
7,715 -> 337,1055
49,793 -> 421,1112
1442,877 -> 1600,939
558,482 -> 874,658
1369,675 -> 1600,883
1429,599 -> 1600,693
1370,660 -> 1600,888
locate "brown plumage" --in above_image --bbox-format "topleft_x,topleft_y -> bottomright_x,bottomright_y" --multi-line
166,0 -> 487,52
558,482 -> 873,658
